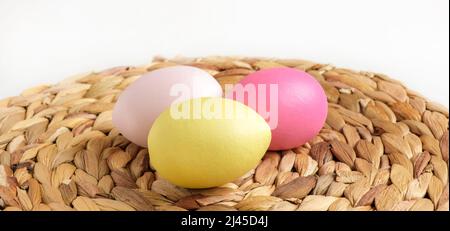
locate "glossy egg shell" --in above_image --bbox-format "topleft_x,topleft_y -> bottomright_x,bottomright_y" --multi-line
227,67 -> 328,150
147,97 -> 271,188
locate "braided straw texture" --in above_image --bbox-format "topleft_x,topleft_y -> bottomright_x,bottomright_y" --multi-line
0,56 -> 448,211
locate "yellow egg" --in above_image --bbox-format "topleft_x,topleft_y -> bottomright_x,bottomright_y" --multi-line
148,97 -> 271,188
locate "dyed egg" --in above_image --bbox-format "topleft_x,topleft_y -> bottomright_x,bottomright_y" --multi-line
148,97 -> 271,188
227,68 -> 327,150
112,66 -> 222,147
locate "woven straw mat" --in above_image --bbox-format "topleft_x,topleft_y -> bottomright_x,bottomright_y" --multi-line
0,56 -> 448,211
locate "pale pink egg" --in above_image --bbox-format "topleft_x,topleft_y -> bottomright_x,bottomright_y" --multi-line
226,68 -> 328,150
112,65 -> 222,147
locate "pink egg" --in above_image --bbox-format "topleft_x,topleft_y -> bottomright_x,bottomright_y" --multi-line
226,68 -> 327,150
112,65 -> 222,147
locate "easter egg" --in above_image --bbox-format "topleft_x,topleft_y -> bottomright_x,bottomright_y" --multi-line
148,97 -> 271,188
227,68 -> 327,150
112,66 -> 222,147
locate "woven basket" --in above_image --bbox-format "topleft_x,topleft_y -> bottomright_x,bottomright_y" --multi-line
0,56 -> 448,211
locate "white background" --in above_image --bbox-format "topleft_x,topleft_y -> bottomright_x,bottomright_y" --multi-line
1,0 -> 449,107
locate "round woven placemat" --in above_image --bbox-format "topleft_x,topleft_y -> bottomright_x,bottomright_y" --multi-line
0,56 -> 448,211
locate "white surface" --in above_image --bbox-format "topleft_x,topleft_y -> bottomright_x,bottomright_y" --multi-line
0,0 -> 449,107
